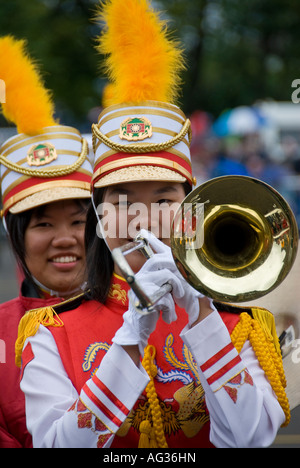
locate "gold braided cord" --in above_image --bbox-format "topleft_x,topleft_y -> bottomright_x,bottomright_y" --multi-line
0,138 -> 88,178
140,311 -> 290,447
140,345 -> 168,448
91,119 -> 192,154
230,312 -> 253,354
231,312 -> 290,426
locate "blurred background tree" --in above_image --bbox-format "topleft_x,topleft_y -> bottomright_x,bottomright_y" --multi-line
1,0 -> 300,130
159,0 -> 300,115
0,0 -> 101,131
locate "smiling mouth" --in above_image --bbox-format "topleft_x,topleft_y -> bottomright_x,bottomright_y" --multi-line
51,256 -> 78,264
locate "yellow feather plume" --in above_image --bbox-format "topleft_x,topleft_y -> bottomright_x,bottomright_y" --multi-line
95,0 -> 185,106
0,36 -> 57,135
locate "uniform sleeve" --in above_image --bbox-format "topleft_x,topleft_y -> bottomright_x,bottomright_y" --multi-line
180,309 -> 285,448
20,325 -> 149,448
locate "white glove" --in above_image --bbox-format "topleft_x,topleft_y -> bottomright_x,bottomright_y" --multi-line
112,268 -> 181,355
138,229 -> 204,326
113,230 -> 205,355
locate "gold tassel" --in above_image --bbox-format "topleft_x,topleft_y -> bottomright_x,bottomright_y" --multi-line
138,420 -> 152,448
251,307 -> 281,356
149,427 -> 158,448
15,306 -> 64,367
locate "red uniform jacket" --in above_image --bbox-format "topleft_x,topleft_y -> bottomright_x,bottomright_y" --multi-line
0,291 -> 63,448
48,275 -> 241,448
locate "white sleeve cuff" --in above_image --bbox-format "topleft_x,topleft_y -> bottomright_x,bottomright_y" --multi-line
80,343 -> 149,433
181,310 -> 245,392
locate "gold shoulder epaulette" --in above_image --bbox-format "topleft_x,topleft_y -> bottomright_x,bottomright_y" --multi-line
15,292 -> 87,368
15,305 -> 63,368
215,300 -> 280,355
229,305 -> 290,427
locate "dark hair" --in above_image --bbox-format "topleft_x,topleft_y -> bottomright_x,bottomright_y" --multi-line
85,188 -> 114,303
5,199 -> 90,297
85,181 -> 192,303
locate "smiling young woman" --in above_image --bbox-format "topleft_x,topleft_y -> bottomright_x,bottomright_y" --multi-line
0,36 -> 93,448
6,199 -> 88,299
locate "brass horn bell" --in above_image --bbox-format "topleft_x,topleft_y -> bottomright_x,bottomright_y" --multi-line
112,175 -> 298,312
171,175 -> 299,303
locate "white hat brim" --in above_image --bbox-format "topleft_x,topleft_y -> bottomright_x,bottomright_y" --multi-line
9,187 -> 91,214
94,165 -> 186,188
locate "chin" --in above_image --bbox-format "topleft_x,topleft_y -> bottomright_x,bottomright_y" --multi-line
125,251 -> 148,274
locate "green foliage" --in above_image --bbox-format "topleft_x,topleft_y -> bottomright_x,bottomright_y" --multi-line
0,0 -> 101,130
158,0 -> 300,115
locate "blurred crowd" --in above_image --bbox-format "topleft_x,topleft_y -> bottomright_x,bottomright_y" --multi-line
190,115 -> 300,230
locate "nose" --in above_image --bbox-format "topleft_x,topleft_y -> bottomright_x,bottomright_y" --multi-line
128,203 -> 160,238
51,225 -> 77,248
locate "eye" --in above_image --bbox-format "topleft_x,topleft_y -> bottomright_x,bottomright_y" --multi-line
157,199 -> 172,205
33,221 -> 52,228
114,200 -> 132,208
72,219 -> 86,226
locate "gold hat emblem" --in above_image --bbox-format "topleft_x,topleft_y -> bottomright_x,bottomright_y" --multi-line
119,116 -> 152,141
27,142 -> 57,166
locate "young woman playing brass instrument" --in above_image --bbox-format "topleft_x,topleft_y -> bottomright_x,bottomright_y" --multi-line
16,0 -> 290,448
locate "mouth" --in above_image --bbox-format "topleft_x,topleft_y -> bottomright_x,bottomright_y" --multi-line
50,255 -> 80,266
